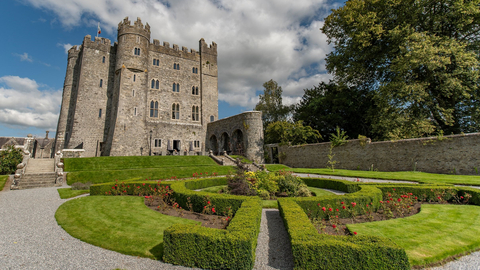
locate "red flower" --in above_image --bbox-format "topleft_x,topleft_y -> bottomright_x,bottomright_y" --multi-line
386,200 -> 390,203
353,231 -> 358,235
341,201 -> 344,204
461,196 -> 464,199
409,193 -> 413,196
380,200 -> 383,203
332,224 -> 337,229
208,201 -> 211,204
212,208 -> 216,213
393,188 -> 396,191
204,206 -> 207,209
342,205 -> 346,209
143,183 -> 146,186
336,209 -> 339,212
397,198 -> 402,202
415,197 -> 418,200
328,208 -> 333,212
322,207 -> 326,212
317,203 -> 321,206
112,186 -> 115,189
351,202 -> 357,207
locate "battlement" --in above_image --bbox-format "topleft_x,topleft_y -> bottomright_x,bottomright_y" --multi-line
117,17 -> 151,40
149,39 -> 199,60
200,38 -> 217,55
67,45 -> 81,56
81,35 -> 113,51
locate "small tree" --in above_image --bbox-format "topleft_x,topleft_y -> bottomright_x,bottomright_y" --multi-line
254,80 -> 293,129
0,145 -> 23,175
265,120 -> 322,145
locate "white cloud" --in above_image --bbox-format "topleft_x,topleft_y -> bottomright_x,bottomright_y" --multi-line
23,0 -> 337,109
57,43 -> 73,54
13,52 -> 33,62
0,76 -> 61,129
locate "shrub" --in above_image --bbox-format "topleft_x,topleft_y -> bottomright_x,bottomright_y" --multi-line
227,167 -> 256,196
0,146 -> 23,175
71,182 -> 92,190
276,170 -> 310,197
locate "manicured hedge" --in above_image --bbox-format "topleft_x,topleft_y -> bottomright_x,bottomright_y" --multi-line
278,198 -> 410,269
163,198 -> 262,270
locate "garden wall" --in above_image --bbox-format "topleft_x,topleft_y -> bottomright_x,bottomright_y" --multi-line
266,132 -> 480,175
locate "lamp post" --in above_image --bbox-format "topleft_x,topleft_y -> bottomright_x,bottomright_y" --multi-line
149,130 -> 153,156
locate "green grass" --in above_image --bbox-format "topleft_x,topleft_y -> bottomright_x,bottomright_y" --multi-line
265,164 -> 291,172
66,165 -> 234,185
199,185 -> 226,193
289,168 -> 480,186
307,186 -> 337,197
261,200 -> 278,208
348,204 -> 480,266
0,175 -> 8,191
63,155 -> 220,172
55,196 -> 199,259
57,188 -> 89,199
230,155 -> 253,164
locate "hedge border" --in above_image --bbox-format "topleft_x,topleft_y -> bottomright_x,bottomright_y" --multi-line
89,177 -> 263,270
278,177 -> 473,269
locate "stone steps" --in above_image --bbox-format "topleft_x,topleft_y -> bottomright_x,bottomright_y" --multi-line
25,158 -> 55,173
17,173 -> 57,190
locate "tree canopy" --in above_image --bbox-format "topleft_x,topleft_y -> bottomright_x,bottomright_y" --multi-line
254,79 -> 293,129
0,145 -> 23,175
321,0 -> 480,139
264,120 -> 322,145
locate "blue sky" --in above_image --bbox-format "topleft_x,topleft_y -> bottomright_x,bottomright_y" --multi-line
0,0 -> 343,138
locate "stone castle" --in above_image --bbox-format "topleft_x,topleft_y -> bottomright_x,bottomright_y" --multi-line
54,17 -> 264,163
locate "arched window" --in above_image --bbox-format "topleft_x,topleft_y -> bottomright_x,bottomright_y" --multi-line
173,63 -> 177,69
102,56 -> 105,63
134,48 -> 141,56
151,79 -> 155,89
99,79 -> 103,88
153,59 -> 156,65
156,80 -> 159,89
195,87 -> 199,95
172,103 -> 180,119
150,101 -> 158,118
177,63 -> 180,70
176,83 -> 180,92
192,67 -> 195,73
192,106 -> 199,121
173,83 -> 176,92
192,86 -> 195,95
210,115 -> 215,122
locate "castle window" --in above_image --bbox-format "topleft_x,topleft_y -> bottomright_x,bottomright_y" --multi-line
192,106 -> 199,121
150,101 -> 159,118
154,139 -> 161,147
134,107 -> 137,116
132,90 -> 135,97
177,83 -> 180,92
151,79 -> 155,89
173,83 -> 179,92
192,86 -> 195,95
192,67 -> 198,74
153,59 -> 159,66
134,48 -> 141,56
177,63 -> 180,70
99,79 -> 103,87
174,63 -> 180,70
102,56 -> 105,63
194,141 -> 200,148
99,109 -> 102,118
133,74 -> 136,82
195,87 -> 199,95
210,115 -> 215,122
156,80 -> 159,89
172,103 -> 180,119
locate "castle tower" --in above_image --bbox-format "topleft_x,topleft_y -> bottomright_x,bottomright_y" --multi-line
200,39 -> 219,126
64,35 -> 114,157
104,17 -> 151,156
54,46 -> 80,153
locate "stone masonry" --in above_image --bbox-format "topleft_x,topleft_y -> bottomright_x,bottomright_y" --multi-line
54,17 -> 262,160
266,132 -> 480,175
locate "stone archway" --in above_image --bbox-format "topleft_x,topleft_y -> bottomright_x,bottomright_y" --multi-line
209,135 -> 219,155
220,132 -> 230,154
231,129 -> 244,155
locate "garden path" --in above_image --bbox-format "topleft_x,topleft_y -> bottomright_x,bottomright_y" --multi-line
293,173 -> 418,184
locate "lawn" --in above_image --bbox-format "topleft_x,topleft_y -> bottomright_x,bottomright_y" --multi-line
348,204 -> 480,266
57,188 -> 89,199
55,196 -> 199,259
0,175 -> 8,191
268,166 -> 480,186
66,165 -> 234,185
63,155 -> 219,171
308,186 -> 337,197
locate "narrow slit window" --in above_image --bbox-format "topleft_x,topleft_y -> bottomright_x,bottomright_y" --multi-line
102,56 -> 105,63
156,80 -> 159,89
134,107 -> 137,116
151,79 -> 155,89
99,109 -> 102,118
99,79 -> 103,88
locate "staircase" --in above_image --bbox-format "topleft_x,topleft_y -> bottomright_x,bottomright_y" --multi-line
17,159 -> 57,190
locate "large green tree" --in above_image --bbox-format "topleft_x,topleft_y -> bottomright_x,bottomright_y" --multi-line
264,120 -> 322,145
255,80 -> 293,129
293,81 -> 378,141
322,0 -> 480,139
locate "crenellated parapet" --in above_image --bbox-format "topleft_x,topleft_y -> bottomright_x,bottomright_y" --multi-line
149,39 -> 200,61
82,35 -> 113,52
200,38 -> 217,56
117,17 -> 151,40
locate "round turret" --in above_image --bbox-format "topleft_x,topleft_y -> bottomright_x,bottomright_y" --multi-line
115,17 -> 151,71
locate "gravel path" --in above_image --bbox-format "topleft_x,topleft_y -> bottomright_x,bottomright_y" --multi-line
253,209 -> 294,270
293,173 -> 418,184
0,187 -> 196,270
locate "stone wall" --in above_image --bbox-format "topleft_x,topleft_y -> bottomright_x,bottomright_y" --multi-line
267,133 -> 480,175
206,111 -> 264,164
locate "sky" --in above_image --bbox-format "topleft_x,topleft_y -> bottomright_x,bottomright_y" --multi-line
0,0 -> 343,138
